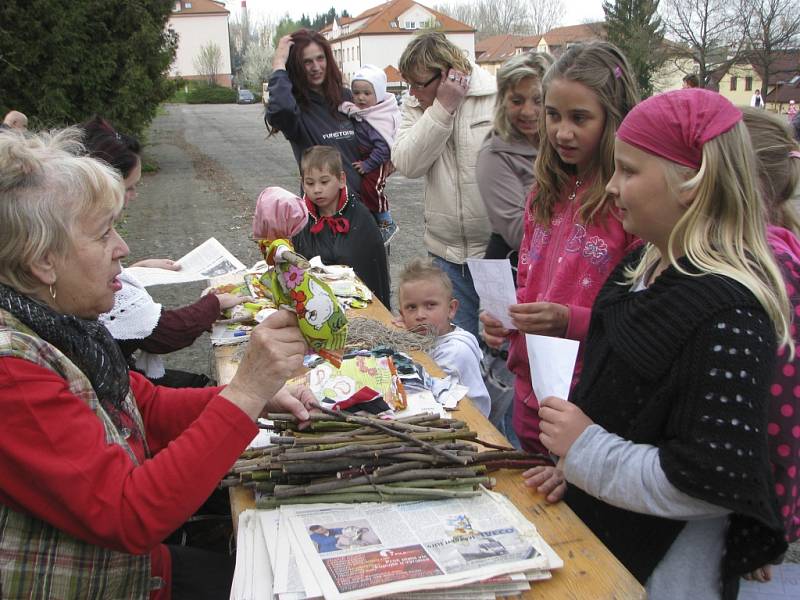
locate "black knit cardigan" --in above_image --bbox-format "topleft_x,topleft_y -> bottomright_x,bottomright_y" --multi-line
565,250 -> 787,596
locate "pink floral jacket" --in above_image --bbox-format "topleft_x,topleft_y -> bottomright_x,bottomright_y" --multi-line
507,179 -> 638,423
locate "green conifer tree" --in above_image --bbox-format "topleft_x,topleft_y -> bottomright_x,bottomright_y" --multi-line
0,0 -> 178,134
603,0 -> 665,97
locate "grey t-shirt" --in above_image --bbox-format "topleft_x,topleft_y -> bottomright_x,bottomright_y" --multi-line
564,425 -> 729,599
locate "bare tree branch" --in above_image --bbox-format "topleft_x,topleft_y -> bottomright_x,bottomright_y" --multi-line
436,0 -> 563,38
660,0 -> 750,86
527,0 -> 565,35
740,0 -> 800,98
193,42 -> 222,86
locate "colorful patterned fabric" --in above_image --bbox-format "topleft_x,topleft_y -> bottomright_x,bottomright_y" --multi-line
260,239 -> 348,351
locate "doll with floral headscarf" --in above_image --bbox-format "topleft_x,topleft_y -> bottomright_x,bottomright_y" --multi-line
252,187 -> 347,350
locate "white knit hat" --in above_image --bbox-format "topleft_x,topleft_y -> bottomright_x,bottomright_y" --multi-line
352,64 -> 387,102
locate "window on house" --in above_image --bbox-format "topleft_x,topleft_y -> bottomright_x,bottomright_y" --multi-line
745,77 -> 753,91
185,1 -> 192,6
390,21 -> 398,28
405,21 -> 415,29
730,76 -> 737,91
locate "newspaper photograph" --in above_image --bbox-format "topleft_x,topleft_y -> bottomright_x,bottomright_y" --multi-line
126,237 -> 246,286
282,489 -> 562,600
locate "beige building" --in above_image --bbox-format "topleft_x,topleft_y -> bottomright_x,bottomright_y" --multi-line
320,0 -> 475,88
717,53 -> 800,113
474,34 -> 540,77
168,0 -> 232,86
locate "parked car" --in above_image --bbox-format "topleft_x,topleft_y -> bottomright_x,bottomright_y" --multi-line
237,89 -> 256,104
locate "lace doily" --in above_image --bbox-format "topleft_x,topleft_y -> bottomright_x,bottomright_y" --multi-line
100,270 -> 165,378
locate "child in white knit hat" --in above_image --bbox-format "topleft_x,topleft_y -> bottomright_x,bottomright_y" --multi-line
339,64 -> 401,245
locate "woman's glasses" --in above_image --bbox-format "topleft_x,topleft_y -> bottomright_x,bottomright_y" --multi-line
406,73 -> 440,91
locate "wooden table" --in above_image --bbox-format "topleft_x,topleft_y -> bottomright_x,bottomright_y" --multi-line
216,302 -> 645,600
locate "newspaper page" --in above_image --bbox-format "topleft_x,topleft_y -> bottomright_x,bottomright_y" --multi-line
231,510 -> 274,600
282,488 -> 562,600
126,237 -> 246,286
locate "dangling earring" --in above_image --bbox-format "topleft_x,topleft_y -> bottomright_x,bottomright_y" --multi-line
49,283 -> 57,300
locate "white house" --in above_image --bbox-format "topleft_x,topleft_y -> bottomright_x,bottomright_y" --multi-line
320,0 -> 475,90
168,0 -> 232,86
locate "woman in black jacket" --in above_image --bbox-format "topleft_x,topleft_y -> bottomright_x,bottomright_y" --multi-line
266,29 -> 362,196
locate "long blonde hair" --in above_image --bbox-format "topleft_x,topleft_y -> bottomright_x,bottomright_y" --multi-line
625,122 -> 793,353
741,107 -> 800,236
493,52 -> 553,143
533,41 -> 639,224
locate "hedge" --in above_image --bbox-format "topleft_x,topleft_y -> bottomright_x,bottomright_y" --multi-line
186,86 -> 237,104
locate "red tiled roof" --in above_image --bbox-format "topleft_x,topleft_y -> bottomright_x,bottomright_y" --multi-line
475,34 -> 540,63
326,0 -> 474,41
384,65 -> 402,82
748,51 -> 800,85
765,80 -> 800,103
171,0 -> 228,16
539,22 -> 604,46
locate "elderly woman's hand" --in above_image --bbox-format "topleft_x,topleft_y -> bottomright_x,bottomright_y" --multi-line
273,34 -> 294,71
221,309 -> 307,419
261,384 -> 315,424
437,68 -> 470,114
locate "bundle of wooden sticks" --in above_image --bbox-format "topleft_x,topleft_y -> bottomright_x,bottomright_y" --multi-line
223,406 -> 552,509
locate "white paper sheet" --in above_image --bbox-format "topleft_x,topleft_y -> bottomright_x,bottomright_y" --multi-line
525,334 -> 579,401
466,259 -> 517,330
126,237 -> 246,286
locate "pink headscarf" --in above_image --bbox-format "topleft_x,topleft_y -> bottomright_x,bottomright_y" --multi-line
617,89 -> 742,169
252,187 -> 308,240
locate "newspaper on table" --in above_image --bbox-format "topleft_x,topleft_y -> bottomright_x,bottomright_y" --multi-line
231,488 -> 563,600
125,237 -> 246,286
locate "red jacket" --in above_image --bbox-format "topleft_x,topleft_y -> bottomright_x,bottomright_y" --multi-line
0,360 -> 257,599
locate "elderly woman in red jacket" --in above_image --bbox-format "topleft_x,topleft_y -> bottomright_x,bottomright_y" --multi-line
0,127 -> 313,599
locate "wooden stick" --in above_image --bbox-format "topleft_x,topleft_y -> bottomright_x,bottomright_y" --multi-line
311,403 -> 470,466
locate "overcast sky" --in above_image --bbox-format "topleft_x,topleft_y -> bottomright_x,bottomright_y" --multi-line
230,0 -> 606,29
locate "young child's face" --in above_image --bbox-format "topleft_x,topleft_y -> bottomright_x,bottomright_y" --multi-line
399,277 -> 458,336
606,139 -> 687,250
351,80 -> 377,109
303,166 -> 345,215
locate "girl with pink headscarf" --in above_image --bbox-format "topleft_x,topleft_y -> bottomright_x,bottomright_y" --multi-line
534,90 -> 791,599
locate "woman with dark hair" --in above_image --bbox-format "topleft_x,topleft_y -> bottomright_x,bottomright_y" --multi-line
266,29 -> 362,195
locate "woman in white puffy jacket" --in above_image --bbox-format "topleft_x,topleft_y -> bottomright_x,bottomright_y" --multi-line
392,32 -> 496,339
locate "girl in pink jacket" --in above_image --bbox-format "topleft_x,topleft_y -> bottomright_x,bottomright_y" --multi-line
482,42 -> 640,459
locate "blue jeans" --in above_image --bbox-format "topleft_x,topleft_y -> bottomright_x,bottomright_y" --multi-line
430,255 -> 480,339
